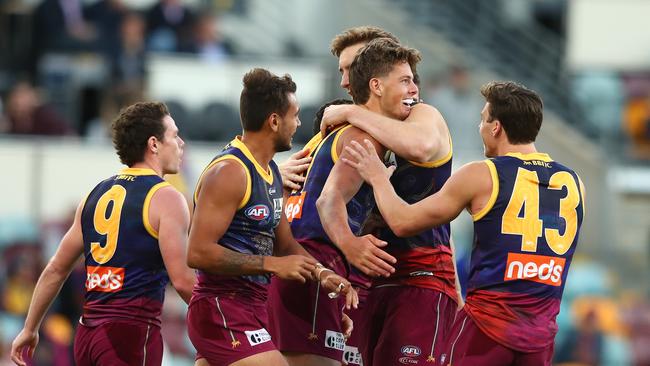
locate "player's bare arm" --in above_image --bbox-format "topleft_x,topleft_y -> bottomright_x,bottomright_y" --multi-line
316,127 -> 397,277
11,200 -> 85,366
279,147 -> 312,193
274,214 -> 359,309
343,139 -> 491,236
320,103 -> 451,163
150,185 -> 195,303
187,160 -> 315,282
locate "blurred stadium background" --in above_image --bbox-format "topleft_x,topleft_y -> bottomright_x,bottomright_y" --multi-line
0,0 -> 648,364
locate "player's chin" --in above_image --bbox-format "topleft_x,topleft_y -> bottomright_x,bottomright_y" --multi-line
172,160 -> 182,173
276,139 -> 293,153
398,106 -> 411,119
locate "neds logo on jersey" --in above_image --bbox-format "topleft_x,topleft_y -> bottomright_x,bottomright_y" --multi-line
86,266 -> 124,292
245,205 -> 270,221
504,252 -> 566,286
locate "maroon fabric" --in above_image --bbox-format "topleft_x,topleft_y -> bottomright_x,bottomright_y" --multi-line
82,297 -> 164,328
358,286 -> 457,366
372,246 -> 458,302
73,320 -> 163,366
465,290 -> 561,353
187,295 -> 276,365
267,239 -> 348,361
341,286 -> 369,365
438,307 -> 554,366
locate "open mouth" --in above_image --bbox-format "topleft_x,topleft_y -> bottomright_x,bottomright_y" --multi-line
401,98 -> 419,107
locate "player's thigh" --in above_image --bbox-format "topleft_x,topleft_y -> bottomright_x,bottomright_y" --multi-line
439,309 -> 515,366
188,296 -> 275,365
231,350 -> 289,366
75,321 -> 162,366
372,287 -> 456,364
283,352 -> 341,366
195,358 -> 210,366
513,344 -> 554,366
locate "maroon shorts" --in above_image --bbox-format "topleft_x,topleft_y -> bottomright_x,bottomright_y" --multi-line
341,286 -> 368,365
359,286 -> 457,366
187,295 -> 276,365
73,319 -> 162,366
267,240 -> 348,361
438,308 -> 554,366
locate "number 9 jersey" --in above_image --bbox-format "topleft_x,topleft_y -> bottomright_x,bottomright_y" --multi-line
465,152 -> 585,353
80,168 -> 171,327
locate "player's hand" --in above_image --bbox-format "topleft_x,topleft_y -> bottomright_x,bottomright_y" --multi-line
341,312 -> 354,340
268,255 -> 318,283
279,148 -> 312,191
320,104 -> 353,137
11,328 -> 39,366
319,272 -> 359,310
342,139 -> 396,185
341,234 -> 396,278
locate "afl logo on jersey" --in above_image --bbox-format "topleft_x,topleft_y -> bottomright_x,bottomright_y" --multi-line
246,204 -> 270,221
401,345 -> 421,357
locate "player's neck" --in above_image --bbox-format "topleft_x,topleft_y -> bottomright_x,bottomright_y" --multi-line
363,99 -> 382,115
239,133 -> 274,169
130,160 -> 162,177
498,142 -> 537,157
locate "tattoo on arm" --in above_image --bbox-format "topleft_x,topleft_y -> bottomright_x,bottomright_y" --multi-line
219,248 -> 264,275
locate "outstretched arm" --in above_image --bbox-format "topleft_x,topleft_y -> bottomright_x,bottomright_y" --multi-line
316,128 -> 396,277
320,103 -> 451,163
11,201 -> 85,366
343,140 -> 488,236
187,160 -> 316,283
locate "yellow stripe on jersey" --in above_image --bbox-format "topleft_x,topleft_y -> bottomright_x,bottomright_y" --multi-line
505,152 -> 553,162
473,159 -> 499,221
331,125 -> 354,163
231,137 -> 274,185
119,168 -> 158,176
299,125 -> 348,188
303,134 -> 323,156
409,135 -> 453,168
194,155 -> 252,210
143,181 -> 172,239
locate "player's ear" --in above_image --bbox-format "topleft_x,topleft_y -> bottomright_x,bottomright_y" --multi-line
148,136 -> 158,154
369,78 -> 381,97
268,113 -> 280,132
492,120 -> 502,137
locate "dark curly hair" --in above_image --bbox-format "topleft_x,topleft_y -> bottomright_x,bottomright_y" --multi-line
111,102 -> 169,166
239,68 -> 297,132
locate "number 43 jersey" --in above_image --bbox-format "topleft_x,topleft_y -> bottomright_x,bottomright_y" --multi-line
466,153 -> 585,353
80,168 -> 171,327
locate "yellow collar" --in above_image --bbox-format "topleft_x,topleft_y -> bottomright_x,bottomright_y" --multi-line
505,152 -> 553,162
230,137 -> 273,184
119,168 -> 157,176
